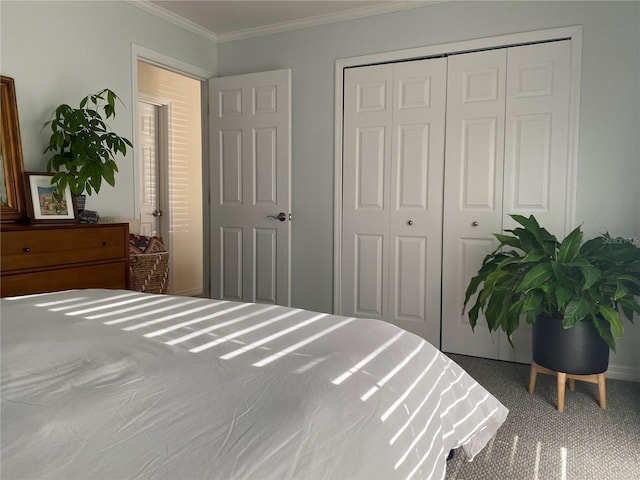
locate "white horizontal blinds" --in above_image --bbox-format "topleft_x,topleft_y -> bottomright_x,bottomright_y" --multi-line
441,49 -> 507,359
137,101 -> 159,237
342,59 -> 447,346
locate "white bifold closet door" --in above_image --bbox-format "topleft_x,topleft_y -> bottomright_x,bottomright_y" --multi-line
341,40 -> 572,361
442,41 -> 571,362
342,58 -> 447,346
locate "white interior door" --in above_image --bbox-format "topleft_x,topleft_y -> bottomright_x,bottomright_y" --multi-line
210,69 -> 291,305
441,49 -> 507,360
342,58 -> 446,346
137,101 -> 161,237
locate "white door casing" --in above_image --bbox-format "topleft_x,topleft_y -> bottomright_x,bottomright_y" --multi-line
342,58 -> 447,346
210,69 -> 291,305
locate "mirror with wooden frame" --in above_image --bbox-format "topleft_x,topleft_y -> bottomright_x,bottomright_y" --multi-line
0,75 -> 27,223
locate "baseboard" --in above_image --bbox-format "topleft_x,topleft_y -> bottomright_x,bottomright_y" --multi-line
173,288 -> 203,297
606,363 -> 640,383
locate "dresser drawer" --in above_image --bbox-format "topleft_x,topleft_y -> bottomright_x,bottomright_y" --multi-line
0,262 -> 128,297
1,225 -> 126,272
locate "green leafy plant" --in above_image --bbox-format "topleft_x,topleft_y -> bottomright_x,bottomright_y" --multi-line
463,214 -> 640,351
43,89 -> 133,196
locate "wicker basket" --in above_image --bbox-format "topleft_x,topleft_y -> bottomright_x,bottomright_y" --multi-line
130,251 -> 169,294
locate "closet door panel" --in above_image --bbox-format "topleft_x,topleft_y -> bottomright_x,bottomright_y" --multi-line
503,40 -> 571,235
342,64 -> 393,321
500,40 -> 571,362
342,59 -> 446,346
441,49 -> 507,359
388,58 -> 446,346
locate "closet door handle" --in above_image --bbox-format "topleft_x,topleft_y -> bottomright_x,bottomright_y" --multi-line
471,221 -> 479,227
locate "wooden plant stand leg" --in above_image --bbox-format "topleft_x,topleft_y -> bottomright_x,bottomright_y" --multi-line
528,362 -> 539,394
597,373 -> 607,410
557,372 -> 567,413
528,362 -> 607,412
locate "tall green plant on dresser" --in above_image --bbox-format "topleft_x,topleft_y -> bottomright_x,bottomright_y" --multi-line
42,89 -> 133,198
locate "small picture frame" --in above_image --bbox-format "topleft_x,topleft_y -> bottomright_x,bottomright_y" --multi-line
24,172 -> 78,223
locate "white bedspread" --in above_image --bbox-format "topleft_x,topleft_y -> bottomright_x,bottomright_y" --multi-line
1,289 -> 507,480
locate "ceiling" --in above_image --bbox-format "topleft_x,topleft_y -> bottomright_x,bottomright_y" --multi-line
141,1 -> 435,42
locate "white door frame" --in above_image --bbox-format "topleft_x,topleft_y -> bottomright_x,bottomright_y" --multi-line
131,45 -> 214,295
333,26 -> 583,314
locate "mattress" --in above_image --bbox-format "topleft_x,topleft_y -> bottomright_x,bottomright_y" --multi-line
1,289 -> 507,479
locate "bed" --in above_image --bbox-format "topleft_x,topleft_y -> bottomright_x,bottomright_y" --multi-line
1,289 -> 507,479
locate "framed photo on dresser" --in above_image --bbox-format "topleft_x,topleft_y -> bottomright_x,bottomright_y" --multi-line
24,172 -> 77,223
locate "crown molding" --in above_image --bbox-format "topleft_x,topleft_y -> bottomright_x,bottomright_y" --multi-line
125,1 -> 441,45
216,1 -> 440,43
124,0 -> 219,43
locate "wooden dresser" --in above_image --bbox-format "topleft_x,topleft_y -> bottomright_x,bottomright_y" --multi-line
0,223 -> 129,297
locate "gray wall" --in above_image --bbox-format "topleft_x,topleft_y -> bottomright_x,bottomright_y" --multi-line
217,1 -> 640,376
1,0 -> 217,215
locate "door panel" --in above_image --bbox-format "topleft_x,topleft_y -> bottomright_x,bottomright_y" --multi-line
441,49 -> 507,359
503,41 -> 571,235
500,40 -> 571,362
221,227 -> 242,301
388,58 -> 446,346
355,233 -> 385,317
342,64 -> 393,322
210,69 -> 291,305
342,59 -> 446,346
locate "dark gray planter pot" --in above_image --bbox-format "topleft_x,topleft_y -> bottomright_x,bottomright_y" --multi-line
532,316 -> 609,375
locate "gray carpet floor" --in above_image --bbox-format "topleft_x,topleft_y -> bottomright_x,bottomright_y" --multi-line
444,354 -> 640,480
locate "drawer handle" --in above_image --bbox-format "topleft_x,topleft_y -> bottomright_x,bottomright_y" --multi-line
22,247 -> 31,253
102,241 -> 110,247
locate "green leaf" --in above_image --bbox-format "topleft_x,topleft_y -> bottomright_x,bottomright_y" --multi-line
484,289 -> 507,332
515,263 -> 553,292
555,285 -> 573,309
617,297 -> 640,322
557,226 -> 583,263
599,304 -> 624,338
614,281 -> 629,301
522,251 -> 547,263
562,296 -> 592,328
579,265 -> 601,289
591,315 -> 616,352
494,234 -> 521,249
522,289 -> 543,313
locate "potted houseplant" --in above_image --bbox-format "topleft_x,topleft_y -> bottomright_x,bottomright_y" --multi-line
463,214 -> 640,375
42,88 -> 133,200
